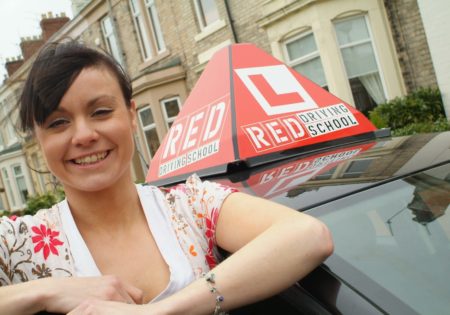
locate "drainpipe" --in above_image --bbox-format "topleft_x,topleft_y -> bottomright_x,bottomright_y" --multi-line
224,0 -> 238,43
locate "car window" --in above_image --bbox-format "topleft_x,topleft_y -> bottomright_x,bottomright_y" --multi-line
312,163 -> 450,314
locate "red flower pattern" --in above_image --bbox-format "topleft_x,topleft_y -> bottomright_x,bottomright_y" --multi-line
205,207 -> 219,268
31,224 -> 64,260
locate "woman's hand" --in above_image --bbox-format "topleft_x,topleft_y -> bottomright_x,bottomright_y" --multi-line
42,275 -> 144,314
67,299 -> 166,315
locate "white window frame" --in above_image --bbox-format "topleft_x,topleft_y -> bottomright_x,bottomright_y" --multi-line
160,97 -> 181,129
0,158 -> 34,211
130,0 -> 153,60
129,0 -> 166,61
2,167 -> 16,209
0,130 -> 5,151
334,15 -> 387,103
283,31 -> 327,87
144,0 -> 166,53
193,0 -> 220,30
138,105 -> 160,159
101,15 -> 124,65
31,153 -> 47,193
12,163 -> 29,204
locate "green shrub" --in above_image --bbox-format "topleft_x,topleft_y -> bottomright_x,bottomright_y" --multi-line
369,88 -> 447,132
393,118 -> 450,136
24,189 -> 65,216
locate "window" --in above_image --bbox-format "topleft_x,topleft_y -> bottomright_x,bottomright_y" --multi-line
138,106 -> 160,158
0,194 -> 5,211
194,0 -> 220,29
284,32 -> 327,88
342,158 -> 374,178
129,0 -> 166,61
145,0 -> 165,53
161,97 -> 181,128
101,15 -> 124,65
12,164 -> 29,204
31,153 -> 46,193
334,16 -> 386,114
0,131 -> 5,151
2,167 -> 16,208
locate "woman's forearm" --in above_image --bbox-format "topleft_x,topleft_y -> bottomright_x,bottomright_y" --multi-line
0,280 -> 46,315
155,215 -> 333,314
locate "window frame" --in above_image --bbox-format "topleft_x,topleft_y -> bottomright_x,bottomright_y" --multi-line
193,0 -> 220,30
144,0 -> 166,54
129,0 -> 166,62
333,15 -> 388,106
101,15 -> 124,65
138,105 -> 160,159
160,96 -> 182,129
282,31 -> 328,88
11,163 -> 29,204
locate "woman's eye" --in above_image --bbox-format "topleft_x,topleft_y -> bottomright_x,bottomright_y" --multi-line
47,118 -> 69,129
92,108 -> 113,117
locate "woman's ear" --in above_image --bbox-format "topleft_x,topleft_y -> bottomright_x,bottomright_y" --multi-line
129,99 -> 138,132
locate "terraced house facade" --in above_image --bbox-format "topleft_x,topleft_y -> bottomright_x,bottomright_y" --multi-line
0,0 -> 448,213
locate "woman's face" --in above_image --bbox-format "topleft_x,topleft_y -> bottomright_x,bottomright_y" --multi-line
34,66 -> 137,193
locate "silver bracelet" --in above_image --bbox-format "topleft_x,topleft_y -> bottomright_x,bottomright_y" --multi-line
203,272 -> 226,315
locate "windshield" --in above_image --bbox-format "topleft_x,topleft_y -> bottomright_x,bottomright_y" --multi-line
313,163 -> 450,314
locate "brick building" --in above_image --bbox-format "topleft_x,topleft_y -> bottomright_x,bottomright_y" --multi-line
0,0 -> 447,213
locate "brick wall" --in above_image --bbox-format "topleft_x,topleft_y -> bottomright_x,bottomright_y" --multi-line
383,0 -> 437,92
20,37 -> 44,61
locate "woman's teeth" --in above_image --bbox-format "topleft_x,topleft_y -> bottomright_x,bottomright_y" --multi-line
74,152 -> 108,165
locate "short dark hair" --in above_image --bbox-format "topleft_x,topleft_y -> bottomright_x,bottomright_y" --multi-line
19,40 -> 132,132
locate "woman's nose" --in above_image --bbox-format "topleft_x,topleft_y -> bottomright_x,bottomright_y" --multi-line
71,119 -> 99,146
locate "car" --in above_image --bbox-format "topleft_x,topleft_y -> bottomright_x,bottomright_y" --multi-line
208,130 -> 450,315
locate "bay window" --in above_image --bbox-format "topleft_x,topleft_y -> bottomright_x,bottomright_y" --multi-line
334,16 -> 386,113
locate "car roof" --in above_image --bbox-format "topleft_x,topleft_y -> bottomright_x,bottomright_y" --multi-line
210,131 -> 450,211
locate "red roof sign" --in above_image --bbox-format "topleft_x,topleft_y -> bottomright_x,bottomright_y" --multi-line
146,44 -> 377,185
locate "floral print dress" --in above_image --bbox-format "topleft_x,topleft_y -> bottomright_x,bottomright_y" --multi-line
0,175 -> 237,290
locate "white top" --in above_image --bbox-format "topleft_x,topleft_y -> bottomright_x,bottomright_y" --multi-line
59,185 -> 195,302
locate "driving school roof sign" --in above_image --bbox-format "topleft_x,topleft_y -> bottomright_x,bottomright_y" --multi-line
146,44 -> 377,186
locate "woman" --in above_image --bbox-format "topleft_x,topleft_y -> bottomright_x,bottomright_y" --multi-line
0,41 -> 333,314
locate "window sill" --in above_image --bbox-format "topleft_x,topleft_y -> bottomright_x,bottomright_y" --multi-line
138,50 -> 171,72
194,19 -> 226,42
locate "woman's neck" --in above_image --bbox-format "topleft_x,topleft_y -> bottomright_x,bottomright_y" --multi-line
63,176 -> 142,233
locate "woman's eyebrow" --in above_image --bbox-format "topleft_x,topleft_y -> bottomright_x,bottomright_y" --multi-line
86,95 -> 117,108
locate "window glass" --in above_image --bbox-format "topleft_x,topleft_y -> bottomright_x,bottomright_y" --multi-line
32,153 -> 46,192
313,163 -> 450,314
342,159 -> 373,178
195,0 -> 220,28
13,165 -> 29,204
334,16 -> 386,114
145,0 -> 165,52
0,195 -> 5,210
101,16 -> 124,65
335,17 -> 370,44
130,0 -> 152,60
284,33 -> 327,88
139,106 -> 160,158
0,131 -> 4,149
2,168 -> 16,207
161,97 -> 181,128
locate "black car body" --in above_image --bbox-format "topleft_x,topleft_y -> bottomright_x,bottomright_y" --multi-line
213,131 -> 450,315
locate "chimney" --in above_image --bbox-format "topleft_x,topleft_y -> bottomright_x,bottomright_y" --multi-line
40,12 -> 70,42
5,57 -> 24,77
20,35 -> 45,61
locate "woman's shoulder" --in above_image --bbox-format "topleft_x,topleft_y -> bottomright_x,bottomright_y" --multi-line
0,202 -> 72,284
0,204 -> 62,231
152,174 -> 237,198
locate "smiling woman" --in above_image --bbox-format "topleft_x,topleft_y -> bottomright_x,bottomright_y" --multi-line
0,40 -> 333,315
